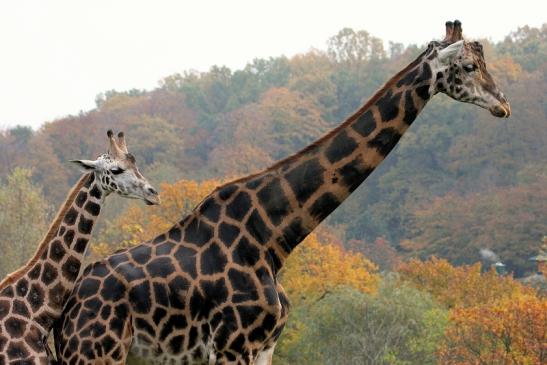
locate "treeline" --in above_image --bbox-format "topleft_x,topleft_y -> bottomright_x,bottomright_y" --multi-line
0,25 -> 546,275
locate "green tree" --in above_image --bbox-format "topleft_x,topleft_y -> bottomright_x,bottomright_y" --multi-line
0,168 -> 51,278
276,276 -> 447,365
327,28 -> 386,65
497,24 -> 547,72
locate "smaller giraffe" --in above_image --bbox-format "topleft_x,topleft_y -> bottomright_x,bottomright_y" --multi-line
0,130 -> 159,365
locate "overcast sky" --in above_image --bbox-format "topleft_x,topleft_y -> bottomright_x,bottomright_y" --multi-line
0,1 -> 544,129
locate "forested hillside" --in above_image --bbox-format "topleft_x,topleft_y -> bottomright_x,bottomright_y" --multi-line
1,24 -> 546,365
1,24 -> 545,278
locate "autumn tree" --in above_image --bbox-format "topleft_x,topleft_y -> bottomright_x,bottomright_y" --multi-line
406,182 -> 547,276
287,51 -> 338,119
207,143 -> 273,177
439,295 -> 547,365
280,231 -> 379,306
397,257 -> 535,309
349,236 -> 402,271
206,87 -> 330,175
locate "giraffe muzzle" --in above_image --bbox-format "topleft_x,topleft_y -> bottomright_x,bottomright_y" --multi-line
144,196 -> 161,205
144,190 -> 161,205
489,101 -> 511,118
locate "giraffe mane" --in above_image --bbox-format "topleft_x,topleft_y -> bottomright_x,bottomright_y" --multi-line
215,47 -> 429,190
0,173 -> 92,288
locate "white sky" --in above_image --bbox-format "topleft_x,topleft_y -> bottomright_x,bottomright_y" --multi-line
0,0 -> 545,129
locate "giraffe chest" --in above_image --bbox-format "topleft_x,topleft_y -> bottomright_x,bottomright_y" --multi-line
128,311 -> 284,364
127,277 -> 290,364
129,325 -> 211,364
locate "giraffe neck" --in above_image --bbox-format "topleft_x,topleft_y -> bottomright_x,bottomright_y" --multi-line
261,49 -> 436,267
0,173 -> 105,335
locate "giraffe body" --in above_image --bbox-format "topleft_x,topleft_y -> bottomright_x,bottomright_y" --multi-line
0,131 -> 159,365
54,21 -> 510,364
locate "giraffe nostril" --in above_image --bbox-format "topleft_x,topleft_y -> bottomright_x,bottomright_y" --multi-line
147,187 -> 158,195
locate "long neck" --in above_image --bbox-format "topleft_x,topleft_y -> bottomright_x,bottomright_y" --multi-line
0,173 -> 105,335
261,53 -> 435,266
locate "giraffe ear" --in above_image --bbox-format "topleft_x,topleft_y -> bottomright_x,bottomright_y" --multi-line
69,159 -> 99,171
438,40 -> 464,64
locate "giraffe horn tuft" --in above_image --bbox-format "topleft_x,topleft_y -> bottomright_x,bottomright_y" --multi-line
452,20 -> 463,42
444,21 -> 454,42
443,20 -> 463,44
117,131 -> 128,153
107,130 -> 125,158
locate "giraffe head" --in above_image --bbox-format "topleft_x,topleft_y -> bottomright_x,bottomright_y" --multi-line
431,20 -> 511,118
70,130 -> 160,205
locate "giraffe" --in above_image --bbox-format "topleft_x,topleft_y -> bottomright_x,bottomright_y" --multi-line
53,20 -> 511,365
0,130 -> 160,365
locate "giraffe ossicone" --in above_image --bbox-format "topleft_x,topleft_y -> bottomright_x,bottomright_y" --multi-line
54,20 -> 510,365
0,130 -> 159,365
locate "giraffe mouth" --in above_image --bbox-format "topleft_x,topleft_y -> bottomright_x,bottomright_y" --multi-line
489,102 -> 511,118
144,194 -> 161,205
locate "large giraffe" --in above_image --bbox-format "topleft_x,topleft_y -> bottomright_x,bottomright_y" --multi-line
54,21 -> 511,365
0,131 -> 160,365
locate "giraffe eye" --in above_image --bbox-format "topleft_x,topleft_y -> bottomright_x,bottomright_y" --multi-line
110,167 -> 125,175
464,64 -> 476,73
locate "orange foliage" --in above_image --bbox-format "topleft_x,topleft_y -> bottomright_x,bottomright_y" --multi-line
280,231 -> 379,306
439,295 -> 547,365
489,57 -> 524,84
233,87 -> 329,159
408,181 -> 547,274
397,257 -> 534,309
208,143 -> 274,177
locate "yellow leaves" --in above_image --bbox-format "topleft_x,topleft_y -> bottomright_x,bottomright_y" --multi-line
208,143 -> 274,179
397,257 -> 534,309
155,179 -> 221,222
399,238 -> 427,251
230,87 -> 329,160
280,231 -> 379,307
439,295 -> 547,365
92,242 -> 116,258
398,258 -> 546,364
490,57 -> 524,83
